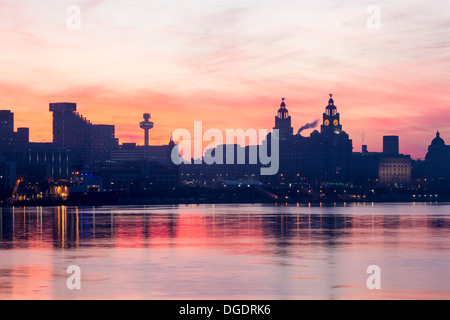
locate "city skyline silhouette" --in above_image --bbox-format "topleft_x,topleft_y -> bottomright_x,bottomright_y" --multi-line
0,1 -> 449,158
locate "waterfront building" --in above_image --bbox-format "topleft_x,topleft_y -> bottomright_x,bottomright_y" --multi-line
0,110 -> 30,150
49,102 -> 118,165
352,137 -> 412,188
274,98 -> 293,141
425,131 -> 450,183
269,95 -> 353,187
111,139 -> 175,165
0,110 -> 14,148
0,156 -> 16,190
378,155 -> 411,188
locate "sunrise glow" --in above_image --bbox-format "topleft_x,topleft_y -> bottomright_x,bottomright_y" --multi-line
1,1 -> 449,158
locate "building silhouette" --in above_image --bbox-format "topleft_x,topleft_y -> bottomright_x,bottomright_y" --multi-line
0,110 -> 14,148
378,154 -> 411,188
0,155 -> 16,190
180,95 -> 354,188
425,131 -> 450,183
179,143 -> 261,186
0,110 -> 30,149
49,102 -> 118,165
274,98 -> 293,140
383,136 -> 399,155
321,94 -> 343,135
352,136 -> 411,188
0,104 -> 178,203
2,94 -> 450,204
140,113 -> 154,147
180,94 -> 416,191
318,94 -> 353,183
111,138 -> 174,165
267,95 -> 353,186
0,110 -> 71,195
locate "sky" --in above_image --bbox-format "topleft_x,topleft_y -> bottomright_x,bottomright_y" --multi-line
0,0 -> 449,159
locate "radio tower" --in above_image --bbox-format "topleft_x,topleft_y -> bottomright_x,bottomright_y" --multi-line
140,113 -> 154,146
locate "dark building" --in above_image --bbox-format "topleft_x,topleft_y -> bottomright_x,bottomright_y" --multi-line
378,135 -> 411,188
351,145 -> 380,188
0,110 -> 71,183
2,142 -> 71,184
15,128 -> 30,145
321,94 -> 343,135
411,159 -> 427,189
0,156 -> 16,190
102,136 -> 178,193
111,138 -> 175,165
383,136 -> 399,155
6,95 -> 450,204
91,124 -> 117,163
425,131 -> 450,184
180,95 -> 354,188
188,95 -> 354,188
318,94 -> 353,183
352,136 -> 411,188
0,110 -> 14,148
98,160 -> 178,193
0,110 -> 30,150
179,144 -> 261,186
274,98 -> 293,140
49,102 -> 118,165
271,95 -> 353,186
378,155 -> 411,188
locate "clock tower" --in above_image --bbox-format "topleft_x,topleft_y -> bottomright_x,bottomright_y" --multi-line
321,94 -> 342,135
274,98 -> 293,140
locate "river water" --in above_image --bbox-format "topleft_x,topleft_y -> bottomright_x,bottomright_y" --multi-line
0,203 -> 449,300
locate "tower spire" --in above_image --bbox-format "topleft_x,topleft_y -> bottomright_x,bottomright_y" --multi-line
322,93 -> 341,135
140,113 -> 154,147
274,97 -> 293,139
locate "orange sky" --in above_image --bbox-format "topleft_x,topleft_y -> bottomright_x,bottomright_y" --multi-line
1,1 -> 450,159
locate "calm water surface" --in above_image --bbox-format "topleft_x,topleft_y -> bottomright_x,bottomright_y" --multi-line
0,203 -> 449,299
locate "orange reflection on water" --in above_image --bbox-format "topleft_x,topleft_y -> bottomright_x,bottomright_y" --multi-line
0,204 -> 449,299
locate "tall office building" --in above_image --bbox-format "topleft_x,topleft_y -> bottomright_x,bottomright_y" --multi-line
0,110 -> 14,148
0,110 -> 30,150
49,103 -> 118,165
383,136 -> 399,155
49,102 -> 89,148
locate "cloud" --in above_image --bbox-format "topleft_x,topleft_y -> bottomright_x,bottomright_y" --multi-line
0,0 -> 449,158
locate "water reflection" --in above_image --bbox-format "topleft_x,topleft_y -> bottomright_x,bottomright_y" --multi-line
0,204 -> 449,299
1,204 -> 449,251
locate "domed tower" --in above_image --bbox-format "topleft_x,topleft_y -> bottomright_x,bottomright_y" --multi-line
321,94 -> 342,135
426,131 -> 447,161
431,130 -> 445,147
274,98 -> 293,140
425,131 -> 450,180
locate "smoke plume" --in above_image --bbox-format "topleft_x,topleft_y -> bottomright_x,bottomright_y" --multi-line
297,120 -> 319,134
